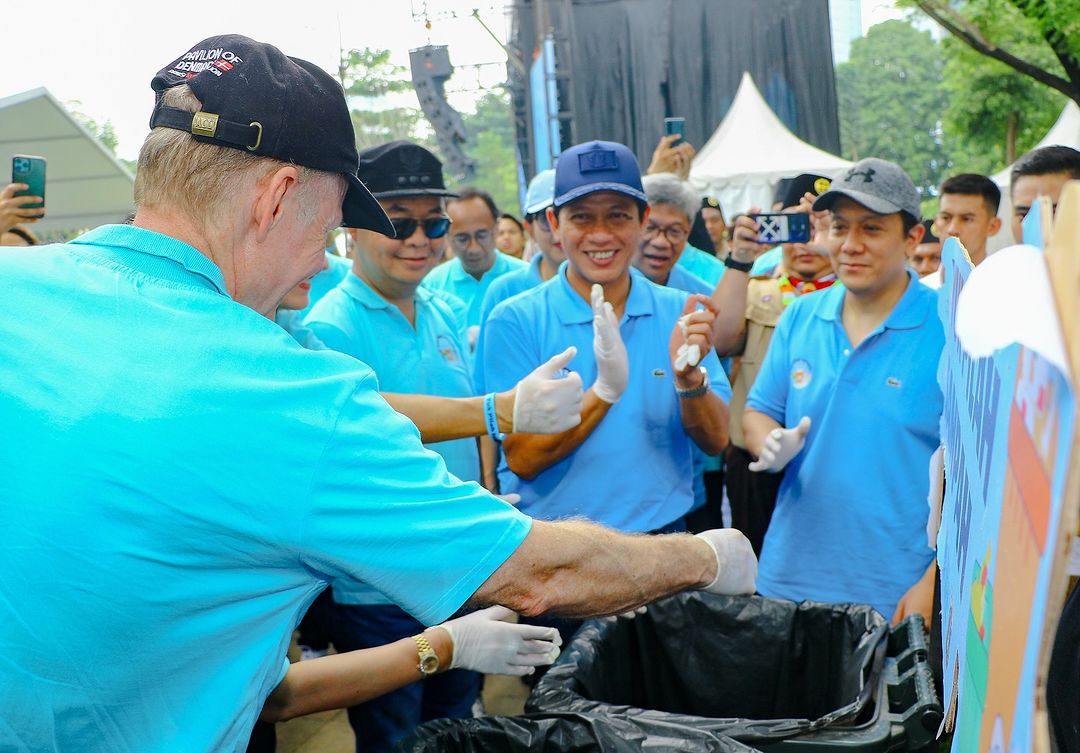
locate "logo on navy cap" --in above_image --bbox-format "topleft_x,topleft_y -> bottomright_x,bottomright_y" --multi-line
579,149 -> 619,173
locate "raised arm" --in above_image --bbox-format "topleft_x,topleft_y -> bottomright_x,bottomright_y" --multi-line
711,210 -> 772,355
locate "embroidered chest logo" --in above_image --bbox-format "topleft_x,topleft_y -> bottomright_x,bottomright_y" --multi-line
791,359 -> 813,389
436,334 -> 460,365
886,377 -> 902,388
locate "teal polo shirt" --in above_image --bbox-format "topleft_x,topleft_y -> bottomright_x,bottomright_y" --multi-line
0,225 -> 529,752
474,253 -> 547,392
305,273 -> 482,605
746,269 -> 943,618
483,265 -> 732,533
422,251 -> 529,328
676,244 -> 725,286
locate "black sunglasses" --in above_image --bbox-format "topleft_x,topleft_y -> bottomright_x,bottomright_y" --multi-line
389,217 -> 451,240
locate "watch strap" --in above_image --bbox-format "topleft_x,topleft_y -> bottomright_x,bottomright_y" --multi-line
724,254 -> 754,273
412,633 -> 438,677
675,367 -> 711,398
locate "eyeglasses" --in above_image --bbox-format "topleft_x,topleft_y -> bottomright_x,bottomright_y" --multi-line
643,222 -> 689,244
449,228 -> 493,250
389,217 -> 451,240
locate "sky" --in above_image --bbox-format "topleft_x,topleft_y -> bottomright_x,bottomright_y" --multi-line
4,0 -> 904,161
4,1 -> 514,160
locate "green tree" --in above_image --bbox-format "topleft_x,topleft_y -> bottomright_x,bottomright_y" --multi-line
906,0 -> 1080,106
836,20 -> 952,197
455,90 -> 520,217
339,48 -> 428,150
338,48 -> 413,99
941,34 -> 1066,174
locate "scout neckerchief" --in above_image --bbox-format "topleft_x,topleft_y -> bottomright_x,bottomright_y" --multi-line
778,273 -> 836,307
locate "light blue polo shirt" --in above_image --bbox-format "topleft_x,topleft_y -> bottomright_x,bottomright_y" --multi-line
296,250 -> 352,319
305,273 -> 481,605
662,264 -> 719,510
676,244 -> 725,286
746,269 -> 942,618
275,308 -> 327,350
474,253 -> 547,392
483,265 -> 732,533
422,251 -> 529,328
0,225 -> 530,753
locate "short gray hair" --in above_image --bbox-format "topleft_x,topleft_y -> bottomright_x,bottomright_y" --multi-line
135,85 -> 335,229
642,172 -> 699,222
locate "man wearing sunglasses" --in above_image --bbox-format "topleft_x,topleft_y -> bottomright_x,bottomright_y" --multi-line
423,186 -> 528,349
303,140 -> 489,749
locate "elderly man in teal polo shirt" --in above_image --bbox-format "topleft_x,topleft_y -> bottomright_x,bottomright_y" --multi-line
743,158 -> 942,623
0,36 -> 759,752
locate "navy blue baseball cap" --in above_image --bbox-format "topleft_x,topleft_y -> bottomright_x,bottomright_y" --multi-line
552,141 -> 647,209
150,34 -> 393,236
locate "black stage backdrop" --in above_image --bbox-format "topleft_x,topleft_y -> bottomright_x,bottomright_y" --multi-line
509,0 -> 840,177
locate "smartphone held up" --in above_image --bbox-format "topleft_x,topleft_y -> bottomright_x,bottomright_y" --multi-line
11,155 -> 46,219
748,212 -> 811,245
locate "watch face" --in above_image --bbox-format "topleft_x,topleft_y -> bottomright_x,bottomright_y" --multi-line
420,654 -> 440,674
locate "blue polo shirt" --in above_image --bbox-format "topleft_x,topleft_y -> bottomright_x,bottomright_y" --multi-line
422,251 -> 529,328
662,265 -> 719,510
751,245 -> 783,276
745,269 -> 942,618
676,244 -> 725,286
483,265 -> 732,532
0,225 -> 530,752
275,309 -> 327,350
474,253 -> 547,392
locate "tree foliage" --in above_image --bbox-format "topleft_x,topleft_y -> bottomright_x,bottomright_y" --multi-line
905,0 -> 1080,105
456,90 -> 520,217
338,48 -> 413,99
836,20 -> 951,197
337,47 -> 520,215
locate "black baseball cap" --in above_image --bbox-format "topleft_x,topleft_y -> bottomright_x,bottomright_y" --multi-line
774,173 -> 833,210
357,141 -> 458,199
920,219 -> 940,244
149,34 -> 393,235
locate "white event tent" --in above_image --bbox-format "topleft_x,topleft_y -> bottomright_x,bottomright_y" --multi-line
689,72 -> 852,217
988,101 -> 1080,251
0,88 -> 134,239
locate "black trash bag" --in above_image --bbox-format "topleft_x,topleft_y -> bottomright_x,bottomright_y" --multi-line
528,593 -> 888,745
393,711 -> 760,753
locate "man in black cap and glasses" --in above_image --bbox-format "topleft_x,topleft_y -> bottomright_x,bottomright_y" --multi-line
0,35 -> 758,752
304,141 -> 522,748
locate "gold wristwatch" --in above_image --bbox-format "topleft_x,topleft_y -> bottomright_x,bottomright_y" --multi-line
412,633 -> 439,678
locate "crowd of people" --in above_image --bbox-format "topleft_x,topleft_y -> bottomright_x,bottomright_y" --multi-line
2,31 -> 1079,753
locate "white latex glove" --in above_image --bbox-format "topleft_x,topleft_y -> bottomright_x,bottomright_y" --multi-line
748,416 -> 811,473
496,493 -> 521,507
590,284 -> 628,404
674,314 -> 702,370
512,347 -> 584,433
696,529 -> 758,595
438,606 -> 562,676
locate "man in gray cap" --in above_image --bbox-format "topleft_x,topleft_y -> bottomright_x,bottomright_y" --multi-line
741,157 -> 943,626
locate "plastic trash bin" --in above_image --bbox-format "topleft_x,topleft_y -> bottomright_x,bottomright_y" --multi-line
527,593 -> 942,752
394,711 -> 759,752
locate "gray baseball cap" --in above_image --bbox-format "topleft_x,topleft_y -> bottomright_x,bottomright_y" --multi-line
813,158 -> 921,222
